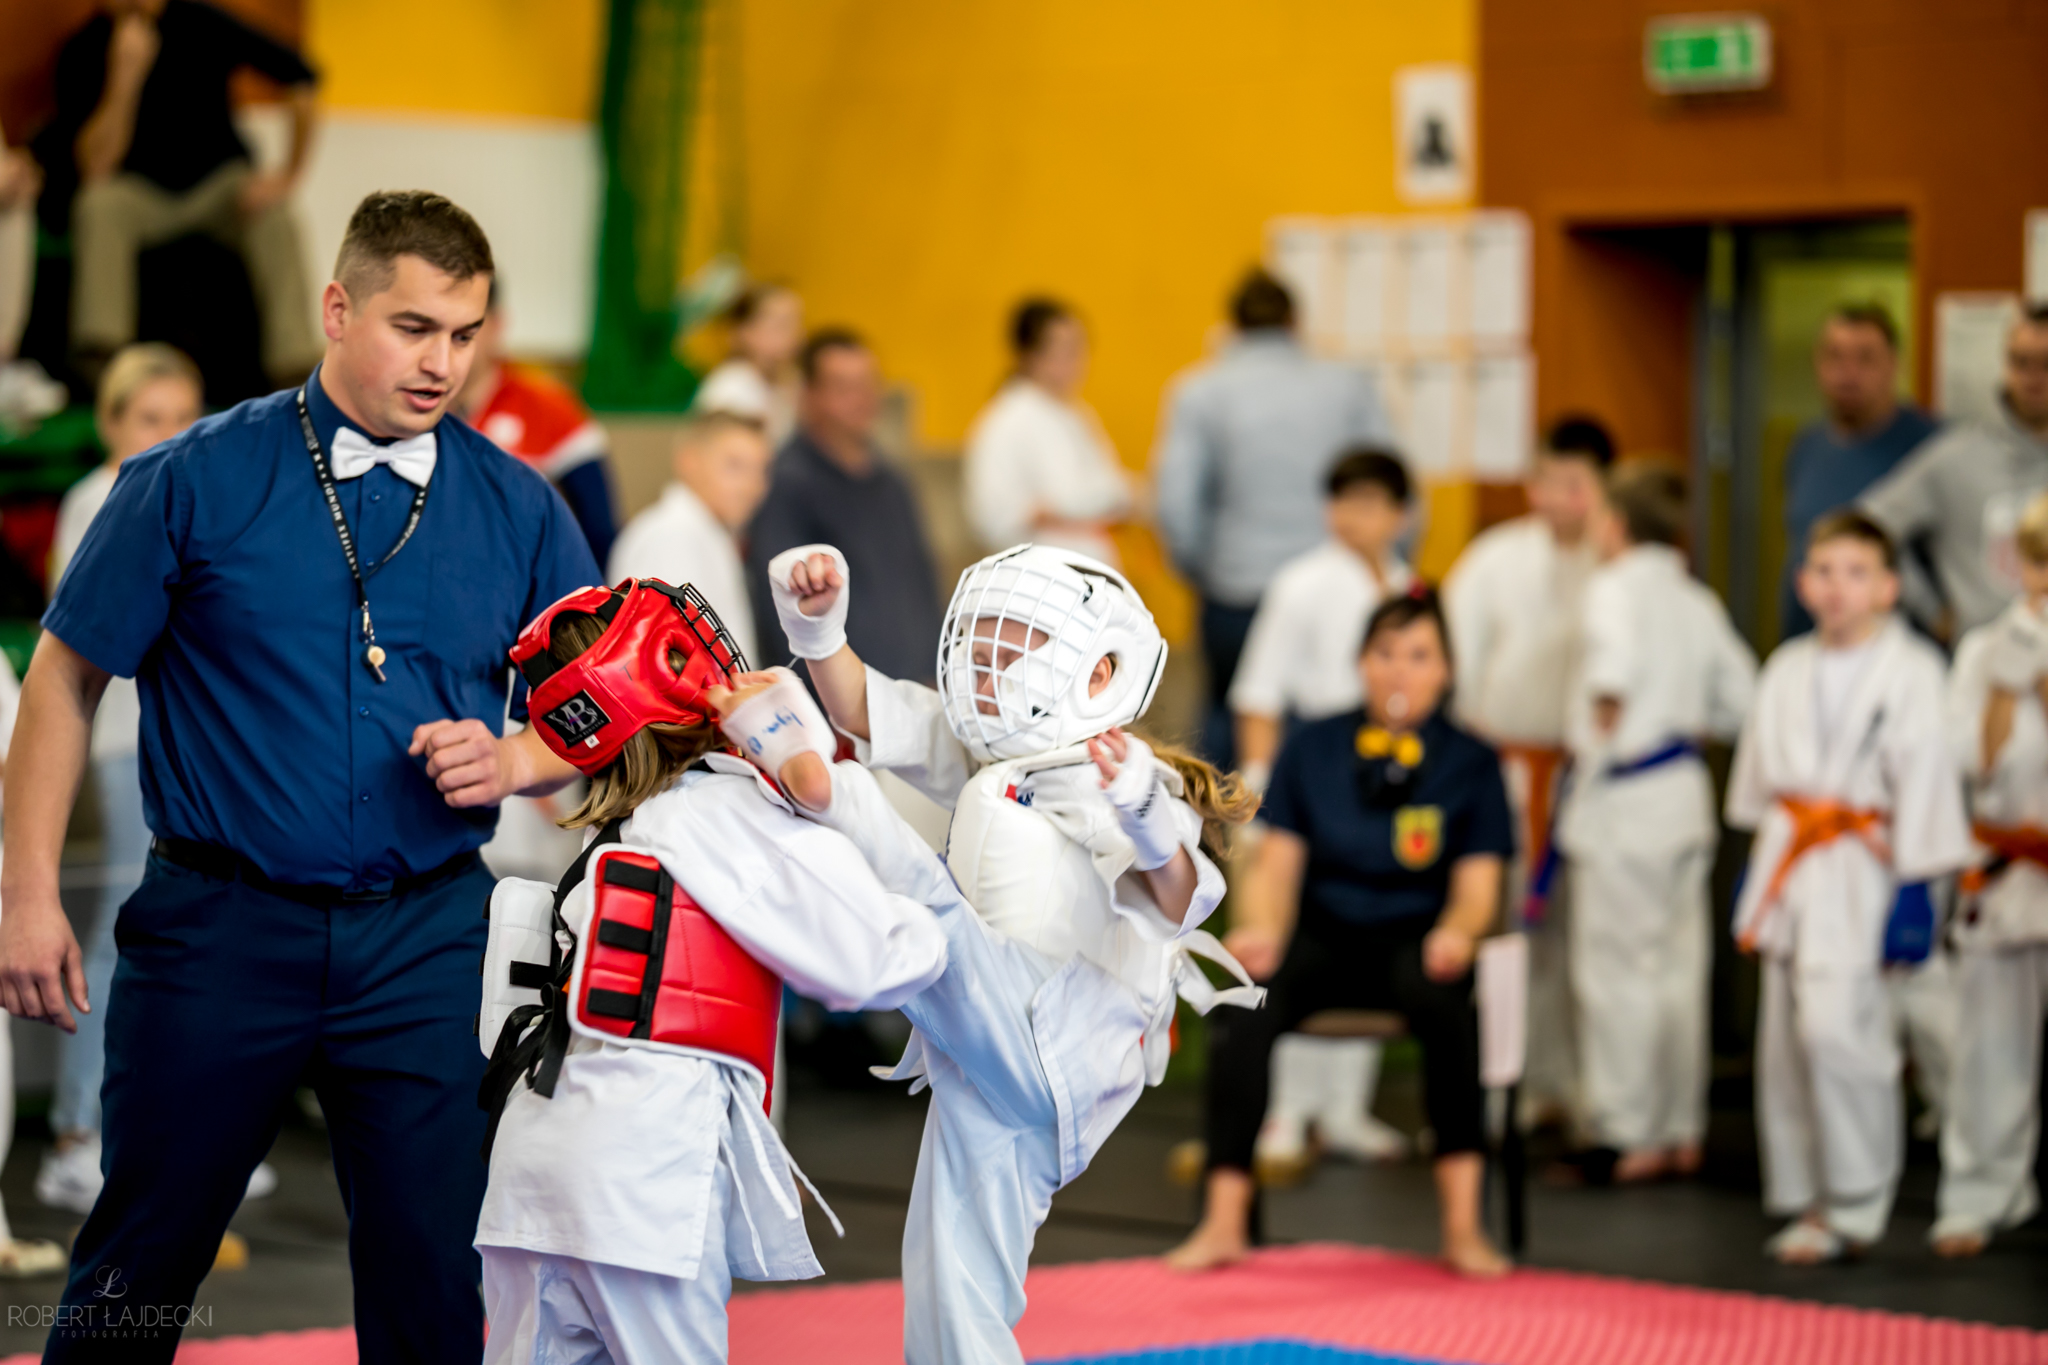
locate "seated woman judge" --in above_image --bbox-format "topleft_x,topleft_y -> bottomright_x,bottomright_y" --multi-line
1165,588 -> 1514,1278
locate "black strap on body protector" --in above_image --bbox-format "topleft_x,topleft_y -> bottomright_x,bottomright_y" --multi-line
478,816 -> 625,1160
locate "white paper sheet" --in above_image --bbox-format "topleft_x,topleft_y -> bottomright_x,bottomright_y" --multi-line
1477,933 -> 1529,1089
1936,292 -> 2020,425
1337,222 -> 1398,356
1403,223 -> 1460,350
1268,219 -> 1337,348
1472,354 -> 1535,479
1395,64 -> 1474,205
1468,210 -> 1531,346
1401,358 -> 1464,474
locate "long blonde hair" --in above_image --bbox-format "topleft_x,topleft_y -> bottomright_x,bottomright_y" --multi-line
1142,735 -> 1260,856
95,343 -> 201,438
543,612 -> 721,829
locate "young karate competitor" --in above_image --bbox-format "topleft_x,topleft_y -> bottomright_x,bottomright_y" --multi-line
1726,512 -> 1971,1263
1231,447 -> 1417,1171
473,578 -> 951,1363
1558,466 -> 1755,1181
1443,416 -> 1615,1124
1935,491 -> 2048,1257
767,541 -> 1260,1365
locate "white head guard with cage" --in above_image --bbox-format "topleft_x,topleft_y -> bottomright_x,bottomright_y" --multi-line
936,544 -> 1168,764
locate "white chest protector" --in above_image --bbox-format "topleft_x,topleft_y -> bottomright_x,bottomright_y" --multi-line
943,751 -> 1117,967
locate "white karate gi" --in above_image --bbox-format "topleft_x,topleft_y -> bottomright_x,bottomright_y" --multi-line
1557,544 -> 1755,1152
1443,515 -> 1597,1116
1726,619 -> 1971,1242
476,757 -> 949,1365
1936,607 -> 2048,1241
1231,538 -> 1412,1157
964,379 -> 1132,566
607,481 -> 760,665
850,668 -> 1244,1365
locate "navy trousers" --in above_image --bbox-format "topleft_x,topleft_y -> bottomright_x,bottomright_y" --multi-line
43,852 -> 495,1364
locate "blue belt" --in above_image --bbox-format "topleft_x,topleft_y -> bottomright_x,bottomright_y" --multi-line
1604,738 -> 1700,780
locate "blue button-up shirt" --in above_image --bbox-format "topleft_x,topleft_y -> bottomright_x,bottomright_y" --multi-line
43,373 -> 600,889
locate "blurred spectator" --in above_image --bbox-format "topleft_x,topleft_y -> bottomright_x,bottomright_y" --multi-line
964,296 -> 1132,565
1780,303 -> 1937,637
1442,414 -> 1614,1128
0,140 -> 39,362
1231,447 -> 1414,793
0,137 -> 67,431
0,647 -> 71,1276
457,281 -> 619,565
36,344 -> 265,1218
694,282 -> 804,447
1863,304 -> 2048,639
1169,590 -> 1511,1279
608,410 -> 772,663
1153,267 -> 1395,764
1230,446 -> 1417,1174
44,0 -> 323,387
745,329 -> 941,682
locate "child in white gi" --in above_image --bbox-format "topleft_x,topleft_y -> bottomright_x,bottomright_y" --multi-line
1232,446 -> 1416,1171
1443,416 -> 1614,1124
768,542 -> 1259,1365
1559,465 -> 1755,1181
1726,512 -> 1971,1263
474,579 -> 951,1363
1935,490 -> 2048,1257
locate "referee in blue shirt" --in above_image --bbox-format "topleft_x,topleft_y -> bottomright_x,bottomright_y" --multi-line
0,192 -> 597,1363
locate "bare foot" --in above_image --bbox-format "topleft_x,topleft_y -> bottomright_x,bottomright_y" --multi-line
1163,1221 -> 1249,1272
1768,1215 -> 1845,1265
1932,1229 -> 1988,1259
1443,1227 -> 1510,1279
1669,1142 -> 1703,1177
1613,1148 -> 1670,1184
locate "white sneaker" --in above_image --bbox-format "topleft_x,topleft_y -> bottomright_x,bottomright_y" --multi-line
36,1137 -> 104,1215
1318,1113 -> 1411,1161
36,1139 -> 276,1213
243,1161 -> 279,1202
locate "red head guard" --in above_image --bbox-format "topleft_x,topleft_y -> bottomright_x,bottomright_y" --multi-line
510,579 -> 747,774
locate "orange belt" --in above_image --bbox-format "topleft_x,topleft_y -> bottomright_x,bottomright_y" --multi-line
1498,742 -> 1567,870
1961,821 -> 2048,894
1739,795 -> 1888,951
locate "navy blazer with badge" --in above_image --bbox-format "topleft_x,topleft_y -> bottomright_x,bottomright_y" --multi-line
1260,707 -> 1516,927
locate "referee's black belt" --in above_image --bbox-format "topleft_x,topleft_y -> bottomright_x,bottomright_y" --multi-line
149,838 -> 481,907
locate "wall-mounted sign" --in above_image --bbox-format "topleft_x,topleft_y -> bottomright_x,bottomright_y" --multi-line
1395,64 -> 1473,206
1645,13 -> 1773,94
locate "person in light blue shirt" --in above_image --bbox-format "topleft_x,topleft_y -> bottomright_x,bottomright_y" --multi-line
1780,303 -> 1938,638
0,192 -> 597,1365
1152,269 -> 1394,764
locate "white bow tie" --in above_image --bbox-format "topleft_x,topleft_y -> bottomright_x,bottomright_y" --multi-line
329,427 -> 438,487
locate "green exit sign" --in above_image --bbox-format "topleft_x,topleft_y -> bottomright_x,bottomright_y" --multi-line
1646,13 -> 1773,94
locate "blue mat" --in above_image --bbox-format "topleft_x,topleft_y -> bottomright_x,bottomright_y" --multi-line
1037,1342 -> 1433,1365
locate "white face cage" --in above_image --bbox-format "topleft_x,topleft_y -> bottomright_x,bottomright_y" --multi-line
935,544 -> 1168,763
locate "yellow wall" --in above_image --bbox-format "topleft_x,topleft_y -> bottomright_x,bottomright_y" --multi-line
305,0 -> 603,122
739,0 -> 1476,608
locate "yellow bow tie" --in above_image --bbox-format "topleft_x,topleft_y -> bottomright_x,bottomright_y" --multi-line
1356,725 -> 1424,769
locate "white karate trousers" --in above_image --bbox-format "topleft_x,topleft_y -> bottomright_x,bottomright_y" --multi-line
1569,844 -> 1711,1152
1935,943 -> 2048,1238
481,1163 -> 735,1365
1756,958 -> 1902,1243
895,889 -> 1075,1365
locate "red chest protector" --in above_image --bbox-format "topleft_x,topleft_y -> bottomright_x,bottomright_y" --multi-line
572,850 -> 780,1100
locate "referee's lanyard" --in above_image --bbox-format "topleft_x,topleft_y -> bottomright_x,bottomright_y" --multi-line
294,385 -> 431,683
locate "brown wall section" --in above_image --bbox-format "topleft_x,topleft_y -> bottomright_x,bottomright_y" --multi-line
1480,0 -> 2048,454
